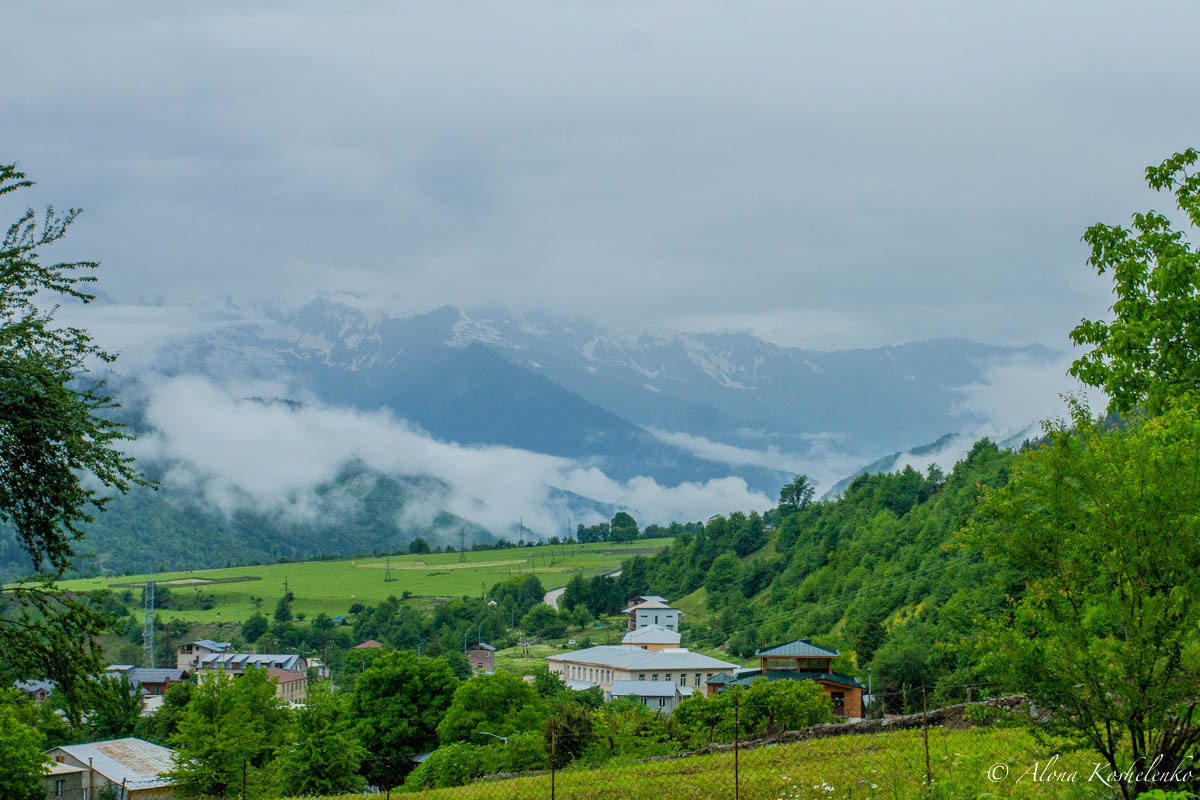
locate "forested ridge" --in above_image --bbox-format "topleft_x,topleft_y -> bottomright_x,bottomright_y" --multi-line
604,439 -> 1019,711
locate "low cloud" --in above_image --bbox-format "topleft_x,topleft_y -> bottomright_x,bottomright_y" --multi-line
646,428 -> 860,493
129,376 -> 772,540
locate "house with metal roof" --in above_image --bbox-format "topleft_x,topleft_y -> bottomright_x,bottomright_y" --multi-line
175,639 -> 231,671
14,678 -> 55,702
467,642 -> 496,672
621,624 -> 682,651
610,679 -> 687,713
44,737 -> 176,799
620,600 -> 681,631
547,645 -> 735,695
266,666 -> 309,704
704,638 -> 864,718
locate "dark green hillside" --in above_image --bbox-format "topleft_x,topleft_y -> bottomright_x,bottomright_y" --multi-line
621,439 -> 1018,712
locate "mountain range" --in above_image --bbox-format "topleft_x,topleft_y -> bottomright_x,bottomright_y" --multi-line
2,298 -> 1060,577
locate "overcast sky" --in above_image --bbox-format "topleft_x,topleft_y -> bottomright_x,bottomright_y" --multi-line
4,1 -> 1197,350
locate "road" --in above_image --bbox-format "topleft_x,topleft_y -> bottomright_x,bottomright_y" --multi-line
543,568 -> 620,610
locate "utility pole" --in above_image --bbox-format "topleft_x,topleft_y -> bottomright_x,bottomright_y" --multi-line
459,527 -> 467,563
142,580 -> 155,668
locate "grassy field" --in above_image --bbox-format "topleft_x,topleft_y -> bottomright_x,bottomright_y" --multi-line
297,726 -> 1111,800
56,540 -> 670,624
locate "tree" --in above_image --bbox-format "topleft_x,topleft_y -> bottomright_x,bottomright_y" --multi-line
521,603 -> 566,639
0,694 -> 47,800
1070,147 -> 1200,414
85,673 -> 141,740
0,162 -> 145,707
241,612 -> 269,643
778,475 -> 815,514
273,595 -> 292,623
546,701 -> 594,768
967,400 -> 1200,799
436,671 -> 547,744
560,573 -> 588,611
609,511 -> 639,542
169,669 -> 287,799
409,537 -> 431,554
274,682 -> 366,796
351,651 -> 459,785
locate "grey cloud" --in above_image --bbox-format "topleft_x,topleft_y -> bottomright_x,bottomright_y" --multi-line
3,1 -> 1195,349
130,375 -> 774,534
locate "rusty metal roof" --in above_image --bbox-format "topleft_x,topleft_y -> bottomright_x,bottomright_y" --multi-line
52,738 -> 176,789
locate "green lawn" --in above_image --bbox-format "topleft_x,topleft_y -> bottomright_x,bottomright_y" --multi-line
298,726 -> 1111,799
56,540 -> 670,625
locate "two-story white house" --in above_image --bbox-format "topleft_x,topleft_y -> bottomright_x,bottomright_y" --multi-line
622,600 -> 681,631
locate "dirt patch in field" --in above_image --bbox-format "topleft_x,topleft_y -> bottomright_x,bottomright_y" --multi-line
594,548 -> 664,556
355,559 -> 526,570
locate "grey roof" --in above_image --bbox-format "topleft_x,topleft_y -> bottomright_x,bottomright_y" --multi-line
469,642 -> 496,651
622,600 -> 677,613
611,680 -> 679,698
755,639 -> 841,659
633,595 -> 668,604
190,639 -> 231,652
622,625 -> 681,645
719,669 -> 865,690
15,679 -> 55,695
199,653 -> 305,671
127,668 -> 188,684
564,679 -> 598,691
51,738 -> 176,789
547,646 -> 735,672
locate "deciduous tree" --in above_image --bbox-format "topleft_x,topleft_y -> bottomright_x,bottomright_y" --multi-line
1070,148 -> 1200,413
0,162 -> 146,707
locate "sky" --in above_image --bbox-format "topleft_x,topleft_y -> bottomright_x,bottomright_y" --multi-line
4,1 -> 1198,351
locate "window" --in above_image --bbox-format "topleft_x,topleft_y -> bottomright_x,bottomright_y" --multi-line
651,674 -> 658,681
654,615 -> 659,625
638,673 -> 645,680
694,672 -> 701,685
680,674 -> 687,686
659,697 -> 667,707
55,779 -> 65,797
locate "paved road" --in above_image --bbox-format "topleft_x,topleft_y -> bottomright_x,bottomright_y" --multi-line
543,569 -> 620,610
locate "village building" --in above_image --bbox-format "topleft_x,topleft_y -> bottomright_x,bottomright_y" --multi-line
194,652 -> 309,703
705,639 -> 864,718
44,738 -> 176,799
547,645 -> 735,695
15,679 -> 54,703
106,666 -> 190,697
610,679 -> 689,713
620,624 -> 681,651
175,639 -> 231,671
266,666 -> 309,704
621,600 -> 681,631
467,642 -> 496,672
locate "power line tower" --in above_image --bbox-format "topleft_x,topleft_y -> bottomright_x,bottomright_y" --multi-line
384,554 -> 395,582
143,580 -> 155,668
459,527 -> 466,563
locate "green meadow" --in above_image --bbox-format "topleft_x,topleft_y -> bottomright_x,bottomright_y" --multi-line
301,726 -> 1110,800
57,540 -> 670,624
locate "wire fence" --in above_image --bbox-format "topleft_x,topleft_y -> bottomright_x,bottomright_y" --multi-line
348,688 -> 990,800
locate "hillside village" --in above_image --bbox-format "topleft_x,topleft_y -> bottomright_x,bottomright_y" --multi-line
18,586 -> 877,798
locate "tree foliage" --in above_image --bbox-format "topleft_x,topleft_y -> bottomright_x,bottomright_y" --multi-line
1070,148 -> 1200,414
0,692 -> 47,800
967,399 -> 1200,798
350,650 -> 459,783
436,671 -> 547,744
274,681 -> 366,797
0,162 -> 146,707
169,669 -> 287,799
